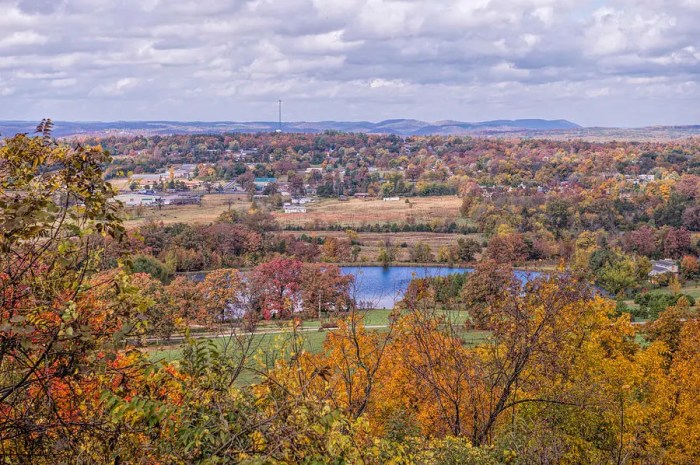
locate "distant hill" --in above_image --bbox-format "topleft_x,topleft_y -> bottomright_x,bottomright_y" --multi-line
3,119 -> 699,140
0,118 -> 581,138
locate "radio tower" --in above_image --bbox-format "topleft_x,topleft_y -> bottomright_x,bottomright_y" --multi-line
276,99 -> 282,133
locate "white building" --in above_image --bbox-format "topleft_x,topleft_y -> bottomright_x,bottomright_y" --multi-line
283,203 -> 307,213
114,193 -> 163,206
172,164 -> 197,179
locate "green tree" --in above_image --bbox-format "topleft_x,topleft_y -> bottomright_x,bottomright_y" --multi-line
131,254 -> 173,283
409,241 -> 434,263
456,237 -> 481,262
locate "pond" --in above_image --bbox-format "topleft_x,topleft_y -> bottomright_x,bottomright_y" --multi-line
340,266 -> 541,309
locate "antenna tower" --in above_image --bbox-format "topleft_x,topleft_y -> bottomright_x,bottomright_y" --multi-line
277,99 -> 282,132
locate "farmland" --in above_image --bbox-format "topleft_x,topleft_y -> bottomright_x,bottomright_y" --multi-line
273,196 -> 466,228
121,193 -> 467,230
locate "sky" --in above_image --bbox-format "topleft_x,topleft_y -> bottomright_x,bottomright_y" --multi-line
0,0 -> 699,127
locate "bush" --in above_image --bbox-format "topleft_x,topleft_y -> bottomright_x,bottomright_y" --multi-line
633,292 -> 696,319
131,254 -> 173,283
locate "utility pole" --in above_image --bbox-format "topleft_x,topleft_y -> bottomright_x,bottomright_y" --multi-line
277,99 -> 282,133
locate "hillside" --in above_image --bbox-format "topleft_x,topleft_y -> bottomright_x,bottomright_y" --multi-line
0,118 -> 580,138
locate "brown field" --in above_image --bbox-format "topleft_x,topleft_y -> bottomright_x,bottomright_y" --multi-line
273,196 -> 465,228
123,194 -> 251,227
123,195 -> 466,229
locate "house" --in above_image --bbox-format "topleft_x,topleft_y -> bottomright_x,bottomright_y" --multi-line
619,192 -> 634,200
354,193 -> 370,199
172,164 -> 197,179
233,150 -> 254,161
291,197 -> 312,205
114,193 -> 163,206
283,203 -> 307,213
625,174 -> 656,186
254,177 -> 277,189
649,259 -> 679,277
383,196 -> 400,201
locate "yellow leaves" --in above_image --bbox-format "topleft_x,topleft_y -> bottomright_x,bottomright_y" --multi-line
494,223 -> 515,236
250,431 -> 267,452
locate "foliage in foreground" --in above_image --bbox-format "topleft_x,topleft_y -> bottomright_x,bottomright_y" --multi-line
2,130 -> 700,464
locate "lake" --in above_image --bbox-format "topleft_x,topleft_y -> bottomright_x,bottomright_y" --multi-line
340,266 -> 541,309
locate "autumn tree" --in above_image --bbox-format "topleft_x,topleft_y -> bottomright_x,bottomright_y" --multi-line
379,274 -> 624,448
300,264 -> 354,318
130,272 -> 179,340
249,257 -> 303,319
455,237 -> 482,262
663,227 -> 693,258
460,260 -> 515,329
409,241 -> 434,263
0,123 -> 143,462
198,268 -> 243,325
167,275 -> 204,324
484,233 -> 528,265
680,254 -> 699,280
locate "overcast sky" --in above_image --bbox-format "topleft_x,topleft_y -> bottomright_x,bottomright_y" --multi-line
1,0 -> 699,126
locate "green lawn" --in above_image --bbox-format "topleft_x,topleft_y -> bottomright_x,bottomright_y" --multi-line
149,328 -> 328,363
648,281 -> 700,299
251,309 -> 395,331
147,309 -> 489,386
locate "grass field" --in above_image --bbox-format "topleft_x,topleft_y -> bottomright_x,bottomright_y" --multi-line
649,281 -> 700,299
147,309 -> 490,385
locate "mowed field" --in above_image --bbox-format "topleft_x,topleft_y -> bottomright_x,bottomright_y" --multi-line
122,194 -> 466,229
650,281 -> 700,299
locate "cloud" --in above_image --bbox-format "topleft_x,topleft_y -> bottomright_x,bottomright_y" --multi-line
0,30 -> 48,48
0,0 -> 697,126
90,77 -> 140,97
